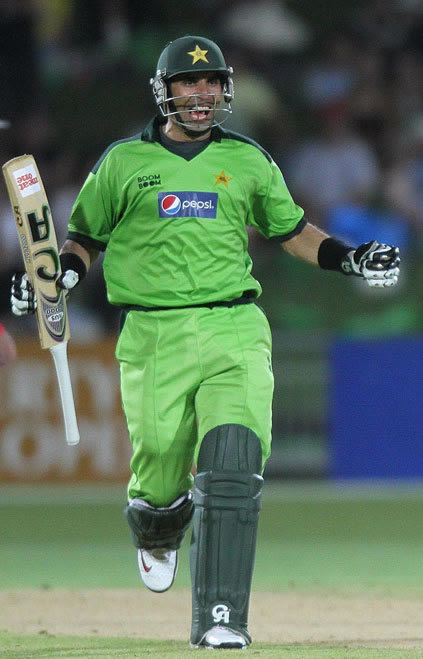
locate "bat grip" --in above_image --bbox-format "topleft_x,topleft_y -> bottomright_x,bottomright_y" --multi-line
49,341 -> 80,446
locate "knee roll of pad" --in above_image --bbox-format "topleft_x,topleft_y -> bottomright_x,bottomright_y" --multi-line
125,491 -> 194,550
190,424 -> 263,645
197,423 -> 263,474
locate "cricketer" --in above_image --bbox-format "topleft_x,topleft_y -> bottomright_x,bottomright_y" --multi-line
11,35 -> 400,649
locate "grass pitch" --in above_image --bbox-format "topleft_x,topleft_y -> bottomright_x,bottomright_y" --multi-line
2,481 -> 423,656
2,633 -> 423,658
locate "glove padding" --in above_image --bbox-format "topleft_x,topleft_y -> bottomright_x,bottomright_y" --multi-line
57,269 -> 80,290
10,268 -> 80,316
341,240 -> 400,288
11,273 -> 37,316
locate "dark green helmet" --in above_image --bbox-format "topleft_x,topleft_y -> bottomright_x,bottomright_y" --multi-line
155,35 -> 232,80
150,35 -> 234,128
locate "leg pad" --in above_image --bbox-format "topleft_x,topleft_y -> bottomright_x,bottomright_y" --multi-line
125,491 -> 193,550
190,424 -> 263,645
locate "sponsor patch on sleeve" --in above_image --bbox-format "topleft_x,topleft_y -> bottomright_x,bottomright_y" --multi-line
158,192 -> 218,218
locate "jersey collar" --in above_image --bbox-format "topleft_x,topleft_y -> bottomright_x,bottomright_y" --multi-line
141,116 -> 224,144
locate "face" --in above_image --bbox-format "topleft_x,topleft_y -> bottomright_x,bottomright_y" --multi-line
168,72 -> 223,135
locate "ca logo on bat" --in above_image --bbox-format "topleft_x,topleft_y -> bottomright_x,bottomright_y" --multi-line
27,203 -> 51,243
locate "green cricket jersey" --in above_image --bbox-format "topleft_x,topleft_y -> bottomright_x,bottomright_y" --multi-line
68,117 -> 305,308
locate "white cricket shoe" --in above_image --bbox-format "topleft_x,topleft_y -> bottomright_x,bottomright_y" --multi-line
192,626 -> 248,649
137,547 -> 178,593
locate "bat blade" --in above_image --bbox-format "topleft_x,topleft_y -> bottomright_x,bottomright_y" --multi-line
2,154 -> 79,446
2,154 -> 69,348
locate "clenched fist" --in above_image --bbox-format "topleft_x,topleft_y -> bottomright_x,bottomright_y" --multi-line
342,241 -> 400,288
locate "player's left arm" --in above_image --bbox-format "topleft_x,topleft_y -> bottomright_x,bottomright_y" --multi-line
281,222 -> 328,265
281,222 -> 400,288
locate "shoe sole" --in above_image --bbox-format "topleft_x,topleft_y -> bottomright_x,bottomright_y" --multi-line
190,628 -> 249,650
189,642 -> 247,650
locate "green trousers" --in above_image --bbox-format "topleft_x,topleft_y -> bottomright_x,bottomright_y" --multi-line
116,303 -> 274,506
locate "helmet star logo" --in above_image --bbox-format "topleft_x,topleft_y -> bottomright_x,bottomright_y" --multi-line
187,45 -> 209,64
214,170 -> 232,187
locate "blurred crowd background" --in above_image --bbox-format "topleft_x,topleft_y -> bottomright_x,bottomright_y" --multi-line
1,0 -> 422,341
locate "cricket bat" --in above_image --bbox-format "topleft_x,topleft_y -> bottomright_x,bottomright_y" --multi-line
2,154 -> 80,446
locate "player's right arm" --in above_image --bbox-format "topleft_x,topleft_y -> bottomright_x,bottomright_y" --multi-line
11,152 -> 106,317
12,141 -> 112,317
58,239 -> 98,289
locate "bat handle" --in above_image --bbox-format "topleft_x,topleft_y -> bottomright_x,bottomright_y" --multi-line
49,341 -> 80,446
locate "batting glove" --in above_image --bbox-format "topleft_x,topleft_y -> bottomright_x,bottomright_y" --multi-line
11,253 -> 83,316
11,273 -> 37,315
341,241 -> 400,288
56,252 -> 87,291
56,269 -> 80,291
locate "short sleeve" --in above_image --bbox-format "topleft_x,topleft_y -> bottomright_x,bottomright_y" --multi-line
67,154 -> 116,248
248,157 -> 304,239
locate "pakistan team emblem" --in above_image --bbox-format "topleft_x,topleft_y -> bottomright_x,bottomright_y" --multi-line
214,171 -> 232,187
187,45 -> 209,64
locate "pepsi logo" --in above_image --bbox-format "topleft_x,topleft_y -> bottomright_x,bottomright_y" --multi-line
161,194 -> 181,215
158,191 -> 218,219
